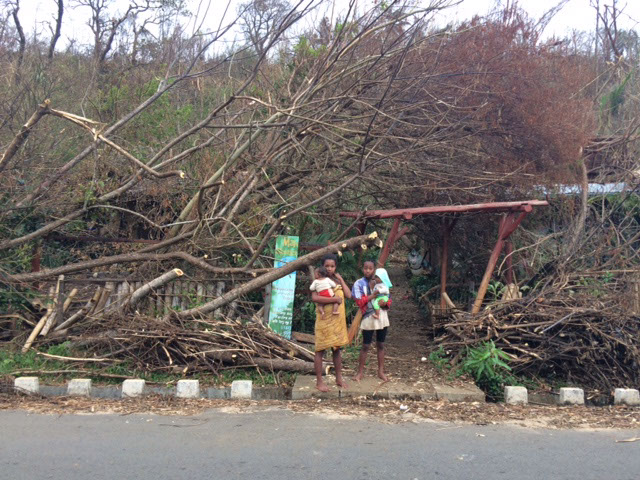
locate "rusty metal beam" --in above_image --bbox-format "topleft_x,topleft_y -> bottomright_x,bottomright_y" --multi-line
340,200 -> 548,220
377,218 -> 401,267
471,209 -> 530,314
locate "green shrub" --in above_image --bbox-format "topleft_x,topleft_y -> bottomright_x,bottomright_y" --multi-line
429,346 -> 450,372
459,340 -> 516,401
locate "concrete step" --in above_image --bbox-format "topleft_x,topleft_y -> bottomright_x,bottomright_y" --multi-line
292,375 -> 484,402
433,383 -> 485,402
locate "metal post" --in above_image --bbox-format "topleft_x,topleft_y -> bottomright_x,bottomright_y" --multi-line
472,208 -> 530,314
377,218 -> 401,267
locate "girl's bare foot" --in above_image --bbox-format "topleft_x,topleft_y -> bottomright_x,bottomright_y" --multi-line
336,378 -> 348,389
353,372 -> 364,382
316,382 -> 330,392
378,372 -> 389,382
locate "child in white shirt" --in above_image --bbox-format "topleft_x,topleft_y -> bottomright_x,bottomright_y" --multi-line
309,267 -> 340,317
369,278 -> 390,319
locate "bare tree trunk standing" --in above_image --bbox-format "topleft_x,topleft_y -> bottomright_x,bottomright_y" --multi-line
563,157 -> 589,263
11,1 -> 25,78
47,0 -> 64,60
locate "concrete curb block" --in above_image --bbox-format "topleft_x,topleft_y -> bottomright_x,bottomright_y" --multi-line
176,379 -> 200,398
14,377 -> 39,394
504,386 -> 528,405
67,379 -> 92,396
122,379 -> 146,398
231,380 -> 252,399
614,388 -> 640,406
558,387 -> 585,405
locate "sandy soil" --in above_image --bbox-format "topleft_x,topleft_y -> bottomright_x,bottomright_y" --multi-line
2,392 -> 639,430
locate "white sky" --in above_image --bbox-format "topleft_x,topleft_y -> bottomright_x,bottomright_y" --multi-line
13,0 -> 640,50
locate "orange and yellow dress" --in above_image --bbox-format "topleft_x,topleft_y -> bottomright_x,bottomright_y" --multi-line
314,285 -> 348,352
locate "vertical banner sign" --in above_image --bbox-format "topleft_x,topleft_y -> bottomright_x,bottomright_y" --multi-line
268,235 -> 299,339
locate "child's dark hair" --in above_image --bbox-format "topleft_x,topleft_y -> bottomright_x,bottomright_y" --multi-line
321,253 -> 338,265
363,259 -> 375,267
316,266 -> 329,277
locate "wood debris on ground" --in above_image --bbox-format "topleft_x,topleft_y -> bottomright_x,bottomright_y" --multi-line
54,313 -> 317,375
435,274 -> 640,394
2,392 -> 640,430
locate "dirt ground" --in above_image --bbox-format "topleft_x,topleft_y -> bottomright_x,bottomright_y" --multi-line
341,265 -> 469,388
1,392 -> 639,430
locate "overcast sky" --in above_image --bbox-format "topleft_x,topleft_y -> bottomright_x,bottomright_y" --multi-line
13,0 -> 640,50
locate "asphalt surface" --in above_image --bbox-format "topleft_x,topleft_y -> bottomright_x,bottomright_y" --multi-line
1,407 -> 639,480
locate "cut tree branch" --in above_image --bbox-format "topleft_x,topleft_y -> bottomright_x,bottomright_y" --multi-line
6,252 -> 269,283
172,232 -> 380,319
0,100 -> 50,174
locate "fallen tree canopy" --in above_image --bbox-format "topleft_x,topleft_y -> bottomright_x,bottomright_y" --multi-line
7,232 -> 381,375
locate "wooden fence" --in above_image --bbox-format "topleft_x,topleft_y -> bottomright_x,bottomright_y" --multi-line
21,274 -> 266,352
41,275 -> 256,327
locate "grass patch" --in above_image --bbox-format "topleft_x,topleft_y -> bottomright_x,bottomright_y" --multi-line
0,346 -> 297,387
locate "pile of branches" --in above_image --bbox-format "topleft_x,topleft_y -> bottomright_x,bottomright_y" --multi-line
437,277 -> 640,393
69,313 -> 316,375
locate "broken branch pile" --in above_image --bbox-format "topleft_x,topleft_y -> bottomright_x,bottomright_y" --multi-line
73,313 -> 317,374
436,279 -> 640,393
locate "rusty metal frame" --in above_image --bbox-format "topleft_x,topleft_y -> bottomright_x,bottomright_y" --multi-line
340,200 -> 548,313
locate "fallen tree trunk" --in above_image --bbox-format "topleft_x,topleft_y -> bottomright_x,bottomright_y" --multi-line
55,288 -> 102,332
126,268 -> 183,310
0,100 -> 50,174
202,350 -> 314,373
261,329 -> 315,362
292,332 -> 315,344
250,357 -> 314,373
173,232 -> 381,320
6,252 -> 268,283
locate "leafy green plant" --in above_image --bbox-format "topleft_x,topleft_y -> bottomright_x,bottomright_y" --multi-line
428,346 -> 451,372
600,72 -> 632,118
459,340 -> 514,401
486,280 -> 505,301
576,273 -> 615,297
0,284 -> 38,315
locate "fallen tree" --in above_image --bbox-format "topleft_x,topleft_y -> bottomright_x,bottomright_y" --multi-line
172,232 -> 381,319
14,232 -> 381,375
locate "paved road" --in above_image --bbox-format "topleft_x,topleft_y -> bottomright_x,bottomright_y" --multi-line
1,407 -> 639,480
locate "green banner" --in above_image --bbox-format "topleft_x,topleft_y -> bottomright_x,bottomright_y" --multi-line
268,235 -> 299,339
